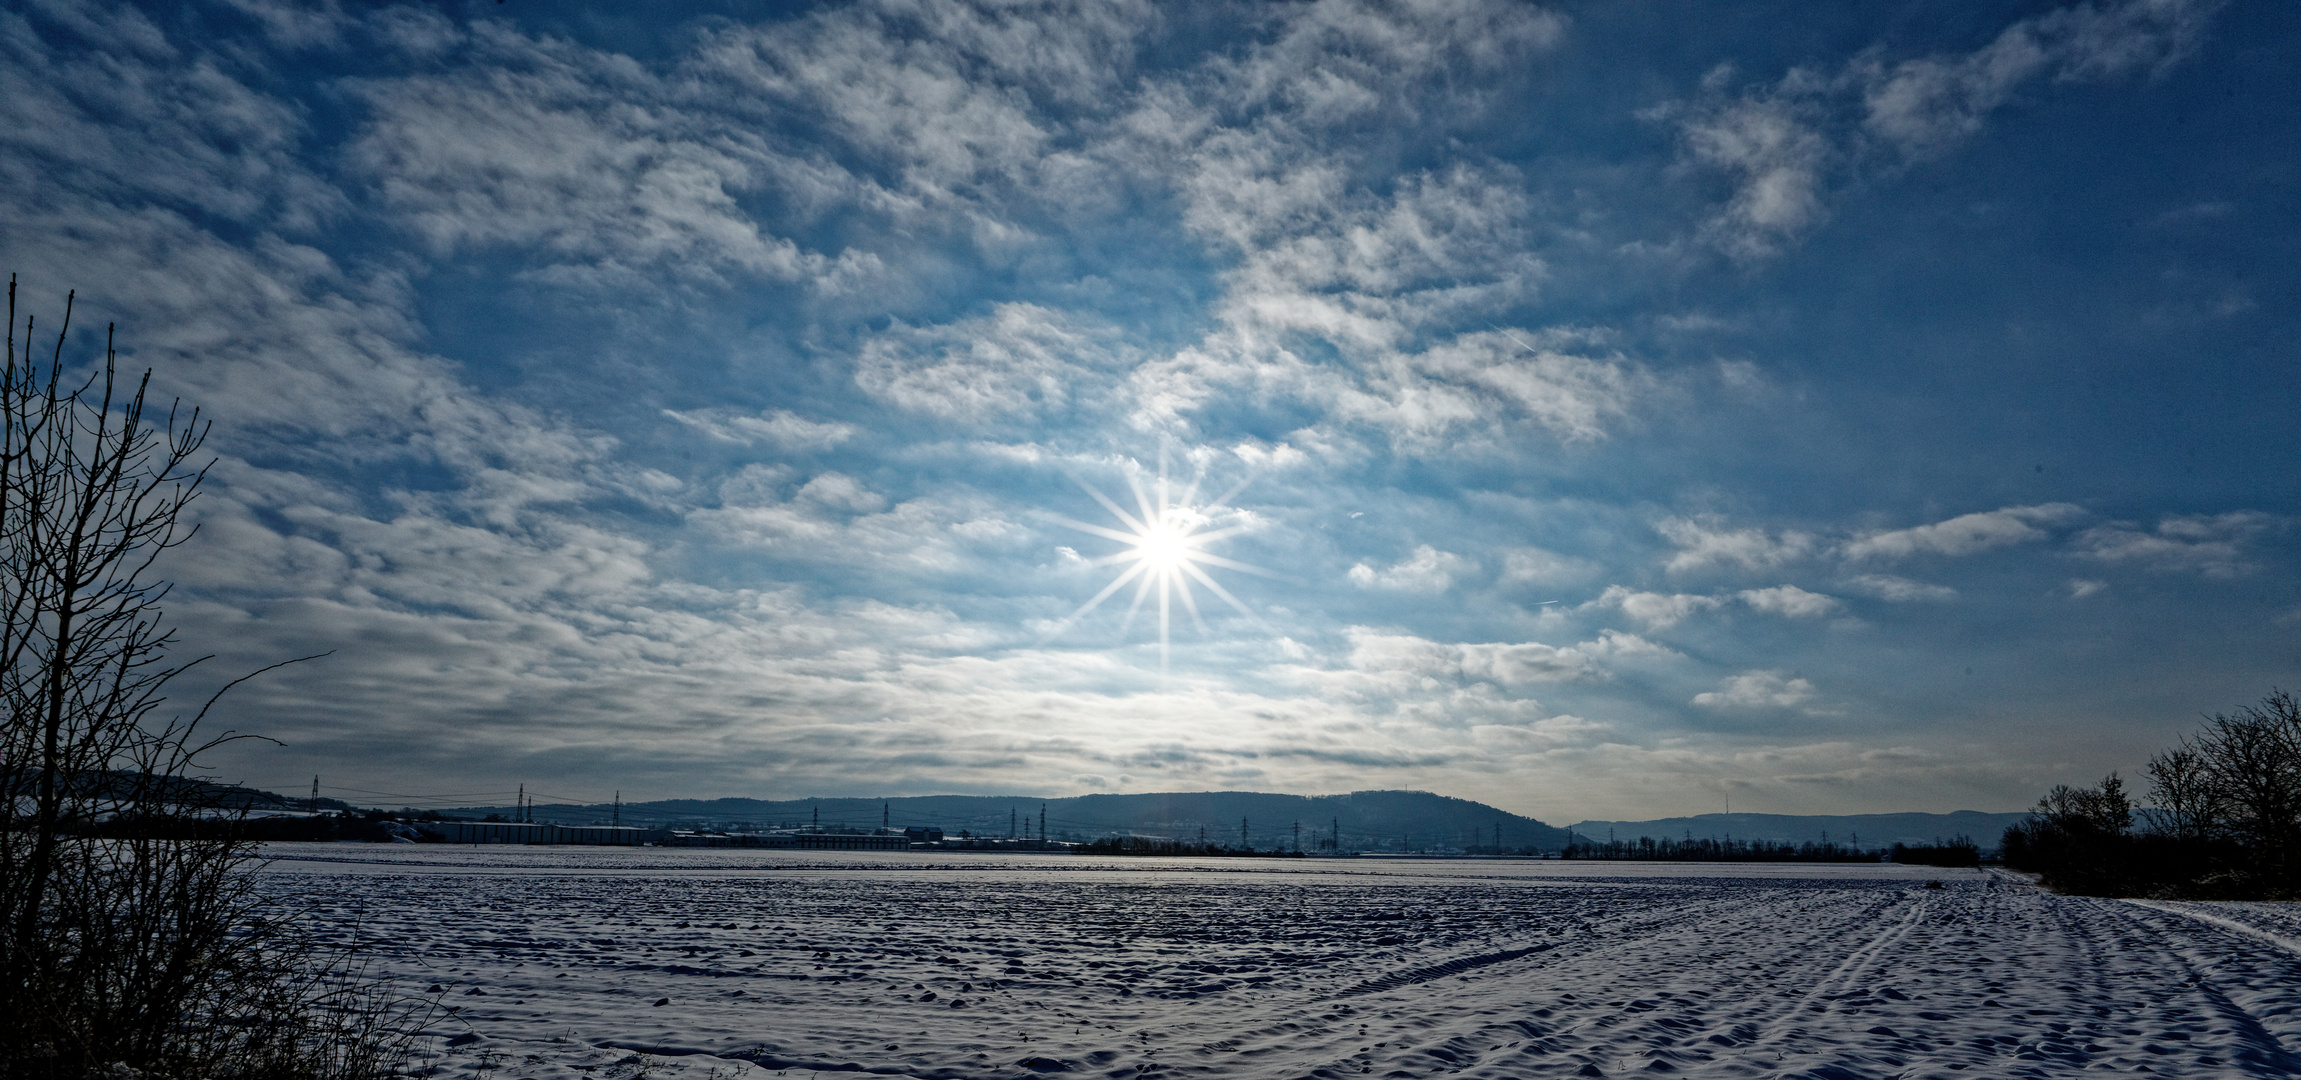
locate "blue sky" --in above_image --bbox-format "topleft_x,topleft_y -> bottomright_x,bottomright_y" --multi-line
2,0 -> 2292,821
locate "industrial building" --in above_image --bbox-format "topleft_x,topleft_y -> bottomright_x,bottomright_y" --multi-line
413,821 -> 651,845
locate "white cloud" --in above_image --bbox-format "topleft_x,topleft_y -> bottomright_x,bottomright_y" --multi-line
1737,585 -> 1841,619
1113,4 -> 1642,453
1657,516 -> 1814,573
1589,585 -> 1724,630
1842,503 -> 2084,560
1841,574 -> 1958,602
1229,440 -> 1309,469
1456,642 -> 1600,687
1693,670 -> 1817,710
664,408 -> 859,450
2073,511 -> 2273,577
1667,0 -> 2223,257
1500,546 -> 1600,586
348,29 -> 875,287
694,0 -> 1150,206
856,303 -> 1125,424
2067,578 -> 2107,598
1577,629 -> 1680,660
1348,545 -> 1471,592
1861,0 -> 2216,157
1336,627 -> 1614,692
795,472 -> 886,514
1677,89 -> 1833,259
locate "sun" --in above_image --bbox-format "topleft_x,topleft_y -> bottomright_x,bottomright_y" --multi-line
1046,455 -> 1270,671
1133,517 -> 1196,571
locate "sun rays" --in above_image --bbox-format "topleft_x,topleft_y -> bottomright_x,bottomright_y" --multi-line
1047,456 -> 1272,672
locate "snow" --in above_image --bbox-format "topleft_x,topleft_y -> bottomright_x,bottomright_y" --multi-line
260,844 -> 2301,1078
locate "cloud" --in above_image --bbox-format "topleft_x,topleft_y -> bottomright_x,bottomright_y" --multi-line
1337,627 -> 1610,691
1860,0 -> 2218,157
1675,87 -> 1834,259
1500,546 -> 1600,586
1657,516 -> 1814,573
1692,670 -> 1817,710
1666,0 -> 2224,256
2,0 -> 2277,822
1591,583 -> 1847,625
856,303 -> 1126,424
1590,585 -> 1724,630
1841,574 -> 1958,602
1842,503 -> 2084,560
1113,4 -> 1639,453
693,0 -> 1151,206
1737,585 -> 1841,619
664,408 -> 859,450
1349,545 -> 1471,592
1577,629 -> 1679,660
348,26 -> 875,287
2073,511 -> 2274,577
0,3 -> 345,232
1136,328 -> 1647,451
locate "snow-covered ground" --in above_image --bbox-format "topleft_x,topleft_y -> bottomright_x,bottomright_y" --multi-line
260,845 -> 2301,1079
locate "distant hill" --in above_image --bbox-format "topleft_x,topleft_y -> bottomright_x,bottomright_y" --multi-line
233,779 -> 2033,856
444,790 -> 1569,853
1565,811 -> 2031,852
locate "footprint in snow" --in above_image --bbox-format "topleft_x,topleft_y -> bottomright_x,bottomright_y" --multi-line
653,998 -> 670,1007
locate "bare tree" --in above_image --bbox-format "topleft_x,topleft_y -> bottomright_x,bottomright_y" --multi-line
0,278 -> 412,1080
2145,689 -> 2301,888
2144,745 -> 2219,844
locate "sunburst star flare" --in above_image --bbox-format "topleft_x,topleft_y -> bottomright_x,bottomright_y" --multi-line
1045,458 -> 1273,673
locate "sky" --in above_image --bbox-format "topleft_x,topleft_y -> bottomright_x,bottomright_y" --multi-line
1,0 -> 2294,822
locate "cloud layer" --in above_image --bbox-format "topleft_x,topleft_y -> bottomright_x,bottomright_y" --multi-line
0,0 -> 2290,821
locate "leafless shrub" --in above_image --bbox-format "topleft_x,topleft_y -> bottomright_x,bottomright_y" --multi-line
2145,688 -> 2301,892
0,278 -> 416,1079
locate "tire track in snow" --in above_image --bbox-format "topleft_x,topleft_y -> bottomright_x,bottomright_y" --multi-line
1725,891 -> 1927,1064
1327,943 -> 1556,998
2126,898 -> 2301,957
2093,897 -> 2301,1075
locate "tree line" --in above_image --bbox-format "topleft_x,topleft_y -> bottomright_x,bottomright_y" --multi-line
1076,836 -> 1307,858
1560,835 -> 1900,863
2005,689 -> 2301,898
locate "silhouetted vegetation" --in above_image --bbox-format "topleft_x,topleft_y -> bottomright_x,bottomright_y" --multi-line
1077,836 -> 1306,858
0,282 -> 419,1080
2004,690 -> 2301,898
1561,836 -> 1878,862
1888,837 -> 1980,867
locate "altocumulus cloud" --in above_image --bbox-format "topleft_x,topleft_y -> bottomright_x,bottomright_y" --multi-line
0,0 -> 2292,821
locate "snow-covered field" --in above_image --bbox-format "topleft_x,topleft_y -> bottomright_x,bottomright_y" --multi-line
260,844 -> 2301,1079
